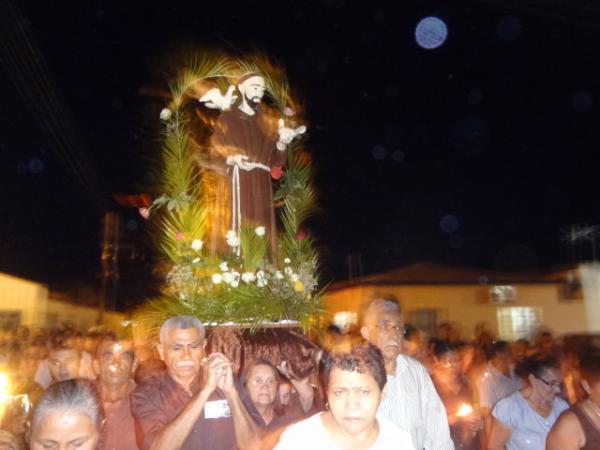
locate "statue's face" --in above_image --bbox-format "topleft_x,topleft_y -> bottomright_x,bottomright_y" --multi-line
239,76 -> 266,104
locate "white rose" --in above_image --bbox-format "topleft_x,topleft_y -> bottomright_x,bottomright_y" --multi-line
242,272 -> 256,283
255,226 -> 266,236
212,273 -> 223,284
275,271 -> 284,280
159,108 -> 172,120
191,239 -> 203,251
226,236 -> 240,247
219,262 -> 229,271
284,257 -> 291,264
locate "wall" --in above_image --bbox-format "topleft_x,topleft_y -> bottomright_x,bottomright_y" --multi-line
0,272 -> 125,330
325,282 -> 588,339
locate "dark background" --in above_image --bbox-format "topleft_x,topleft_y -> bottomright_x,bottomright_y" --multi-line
1,0 -> 599,308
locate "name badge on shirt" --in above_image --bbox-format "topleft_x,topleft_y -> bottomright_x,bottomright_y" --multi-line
204,399 -> 231,419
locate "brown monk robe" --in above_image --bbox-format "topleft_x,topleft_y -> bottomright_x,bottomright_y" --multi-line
208,106 -> 285,256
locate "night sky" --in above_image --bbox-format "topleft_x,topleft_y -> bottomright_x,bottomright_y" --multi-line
1,0 -> 599,297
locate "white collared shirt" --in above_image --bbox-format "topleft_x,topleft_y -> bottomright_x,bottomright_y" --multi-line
377,354 -> 454,450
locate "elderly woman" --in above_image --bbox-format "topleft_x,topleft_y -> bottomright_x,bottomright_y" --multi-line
275,342 -> 414,449
487,354 -> 568,450
241,359 -> 311,432
547,351 -> 600,450
28,379 -> 104,450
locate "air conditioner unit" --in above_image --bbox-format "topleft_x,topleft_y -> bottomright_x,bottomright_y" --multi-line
489,285 -> 517,304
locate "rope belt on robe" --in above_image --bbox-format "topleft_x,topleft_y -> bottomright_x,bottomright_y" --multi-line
227,157 -> 270,255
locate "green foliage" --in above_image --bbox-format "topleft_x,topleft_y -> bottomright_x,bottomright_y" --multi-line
137,53 -> 324,334
239,226 -> 267,273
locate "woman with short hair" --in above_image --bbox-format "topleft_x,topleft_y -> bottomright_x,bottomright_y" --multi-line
275,342 -> 414,449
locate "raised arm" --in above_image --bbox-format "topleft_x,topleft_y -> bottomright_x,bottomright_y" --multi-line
219,358 -> 262,449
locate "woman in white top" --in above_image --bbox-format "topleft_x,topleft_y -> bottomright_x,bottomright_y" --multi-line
275,341 -> 414,450
488,353 -> 568,450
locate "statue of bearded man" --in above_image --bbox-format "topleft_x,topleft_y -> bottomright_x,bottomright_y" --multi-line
204,73 -> 286,256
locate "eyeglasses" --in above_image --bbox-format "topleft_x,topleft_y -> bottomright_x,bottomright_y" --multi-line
534,374 -> 562,389
373,323 -> 405,334
248,378 -> 277,388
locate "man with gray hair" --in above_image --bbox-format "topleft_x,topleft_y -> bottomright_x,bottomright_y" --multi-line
360,297 -> 454,450
130,316 -> 260,450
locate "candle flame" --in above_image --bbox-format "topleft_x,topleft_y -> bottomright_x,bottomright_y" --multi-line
456,402 -> 473,417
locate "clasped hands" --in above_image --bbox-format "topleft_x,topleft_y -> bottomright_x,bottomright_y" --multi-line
201,352 -> 236,396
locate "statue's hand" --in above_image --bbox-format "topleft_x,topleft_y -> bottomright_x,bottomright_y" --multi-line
277,118 -> 306,150
226,154 -> 257,171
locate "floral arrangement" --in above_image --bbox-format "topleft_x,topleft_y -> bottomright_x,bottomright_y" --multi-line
134,52 -> 324,336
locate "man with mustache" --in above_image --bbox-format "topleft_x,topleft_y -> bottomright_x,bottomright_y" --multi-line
130,316 -> 260,450
360,297 -> 454,450
94,333 -> 139,450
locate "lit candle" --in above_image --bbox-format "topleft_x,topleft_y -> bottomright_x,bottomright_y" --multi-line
456,402 -> 473,417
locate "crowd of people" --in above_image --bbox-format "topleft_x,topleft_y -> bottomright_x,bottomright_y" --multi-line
0,297 -> 599,450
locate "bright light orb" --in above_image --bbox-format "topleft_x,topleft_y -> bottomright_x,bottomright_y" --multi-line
415,17 -> 448,50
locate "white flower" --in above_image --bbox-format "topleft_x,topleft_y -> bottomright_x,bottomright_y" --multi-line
255,226 -> 266,236
290,273 -> 300,283
159,108 -> 172,120
192,257 -> 200,263
275,271 -> 284,280
284,267 -> 293,276
230,280 -> 239,288
212,273 -> 223,284
225,230 -> 240,247
256,271 -> 267,287
284,257 -> 291,264
222,272 -> 235,284
219,262 -> 229,271
191,239 -> 203,251
241,272 -> 256,283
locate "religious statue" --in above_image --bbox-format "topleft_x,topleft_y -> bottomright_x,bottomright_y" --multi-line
198,73 -> 306,255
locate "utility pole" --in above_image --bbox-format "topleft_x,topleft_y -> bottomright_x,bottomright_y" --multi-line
99,212 -> 120,324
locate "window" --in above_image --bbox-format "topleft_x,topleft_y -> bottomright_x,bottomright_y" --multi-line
497,307 -> 542,341
0,311 -> 21,330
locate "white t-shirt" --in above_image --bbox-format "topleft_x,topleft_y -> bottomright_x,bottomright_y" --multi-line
275,412 -> 415,450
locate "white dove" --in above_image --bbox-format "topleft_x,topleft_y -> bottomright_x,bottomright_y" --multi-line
277,118 -> 307,150
199,85 -> 237,111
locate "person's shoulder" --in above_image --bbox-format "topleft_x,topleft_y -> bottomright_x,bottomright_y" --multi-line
492,390 -> 521,422
378,417 -> 416,448
276,414 -> 323,448
132,370 -> 167,396
554,395 -> 570,412
396,354 -> 429,376
547,409 -> 584,450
